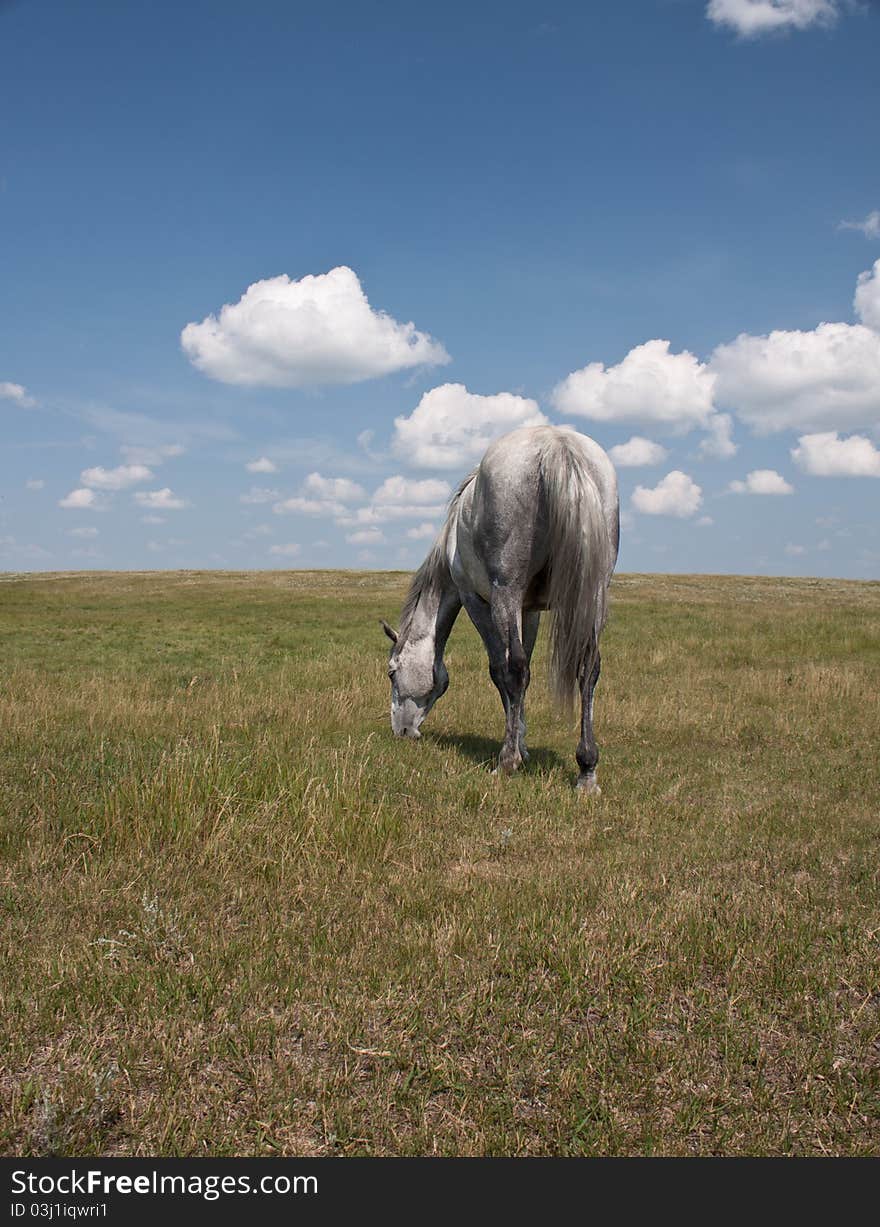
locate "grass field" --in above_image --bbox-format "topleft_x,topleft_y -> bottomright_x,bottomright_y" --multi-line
1,569 -> 878,1156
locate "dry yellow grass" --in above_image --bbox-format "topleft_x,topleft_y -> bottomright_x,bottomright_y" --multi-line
1,570 -> 878,1155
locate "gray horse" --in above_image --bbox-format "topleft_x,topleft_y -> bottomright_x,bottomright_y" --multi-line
382,425 -> 619,792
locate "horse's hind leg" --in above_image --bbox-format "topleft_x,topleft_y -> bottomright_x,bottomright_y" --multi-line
576,635 -> 602,796
519,611 -> 540,762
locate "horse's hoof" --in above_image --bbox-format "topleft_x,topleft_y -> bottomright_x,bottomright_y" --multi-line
576,773 -> 601,797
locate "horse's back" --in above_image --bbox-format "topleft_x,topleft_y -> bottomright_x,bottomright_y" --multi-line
449,426 -> 619,601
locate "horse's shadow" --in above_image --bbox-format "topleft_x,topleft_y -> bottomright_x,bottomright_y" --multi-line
429,730 -> 567,775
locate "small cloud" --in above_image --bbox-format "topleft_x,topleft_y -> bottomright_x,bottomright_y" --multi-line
59,488 -> 107,511
785,543 -> 807,556
698,413 -> 738,459
791,431 -> 880,477
0,381 -> 37,408
133,488 -> 189,510
81,463 -> 153,490
706,0 -> 841,40
269,543 -> 302,557
728,469 -> 794,495
25,479 -> 45,491
140,514 -> 165,525
302,472 -> 365,502
68,526 -> 99,538
273,496 -> 345,517
246,456 -> 278,474
839,210 -> 880,240
406,522 -> 437,540
631,471 -> 703,518
696,515 -> 714,527
608,436 -> 669,468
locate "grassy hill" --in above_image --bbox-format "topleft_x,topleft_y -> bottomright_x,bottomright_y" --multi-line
1,570 -> 878,1155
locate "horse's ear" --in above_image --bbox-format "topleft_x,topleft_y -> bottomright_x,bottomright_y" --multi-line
380,619 -> 398,643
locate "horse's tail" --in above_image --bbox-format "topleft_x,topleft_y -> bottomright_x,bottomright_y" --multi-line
541,437 -> 615,710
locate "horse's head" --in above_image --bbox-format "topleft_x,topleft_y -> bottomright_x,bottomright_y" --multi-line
381,620 -> 449,739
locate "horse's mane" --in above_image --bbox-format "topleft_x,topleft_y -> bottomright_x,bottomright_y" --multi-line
398,470 -> 475,639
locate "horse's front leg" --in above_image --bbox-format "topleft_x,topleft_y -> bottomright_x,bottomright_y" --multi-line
462,591 -> 524,775
576,637 -> 602,795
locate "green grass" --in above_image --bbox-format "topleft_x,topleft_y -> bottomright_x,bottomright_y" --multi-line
1,569 -> 878,1156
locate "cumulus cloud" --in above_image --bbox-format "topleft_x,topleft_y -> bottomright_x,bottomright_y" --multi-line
706,0 -> 840,38
272,471 -> 366,517
0,381 -> 36,408
301,472 -> 365,502
81,464 -> 153,490
728,469 -> 794,494
608,436 -> 669,467
840,211 -> 880,240
181,265 -> 450,387
785,543 -> 807,556
268,543 -> 301,557
246,457 -> 278,474
59,488 -> 107,511
710,320 -> 880,434
337,475 -> 452,527
854,258 -> 880,331
551,340 -> 716,433
791,431 -> 880,476
25,479 -> 44,491
391,383 -> 547,469
68,526 -> 99,538
631,471 -> 703,517
697,412 -> 738,459
273,496 -> 345,517
133,488 -> 189,510
406,522 -> 438,540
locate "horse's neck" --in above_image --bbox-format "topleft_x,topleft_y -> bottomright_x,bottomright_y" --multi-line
407,573 -> 461,661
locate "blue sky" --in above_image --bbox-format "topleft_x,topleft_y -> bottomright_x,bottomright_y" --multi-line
2,0 -> 879,577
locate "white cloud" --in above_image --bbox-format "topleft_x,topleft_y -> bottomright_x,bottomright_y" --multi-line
133,488 -> 189,510
346,528 -> 386,545
140,515 -> 165,525
25,479 -> 45,491
240,486 -> 280,505
81,463 -> 153,490
854,258 -> 880,332
697,412 -> 738,459
791,431 -> 880,477
631,471 -> 703,518
337,474 -> 452,527
0,381 -> 36,408
68,526 -> 99,538
120,443 -> 185,466
710,320 -> 880,434
273,496 -> 345,517
302,472 -> 365,502
181,265 -> 450,387
785,543 -> 807,556
608,436 -> 669,467
268,543 -> 302,557
391,383 -> 547,469
406,522 -> 438,540
246,456 -> 278,474
728,469 -> 794,494
551,340 -> 716,433
840,211 -> 880,240
706,0 -> 840,38
59,488 -> 107,511
696,515 -> 715,526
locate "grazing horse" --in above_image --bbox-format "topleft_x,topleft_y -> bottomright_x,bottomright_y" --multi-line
382,425 -> 619,793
